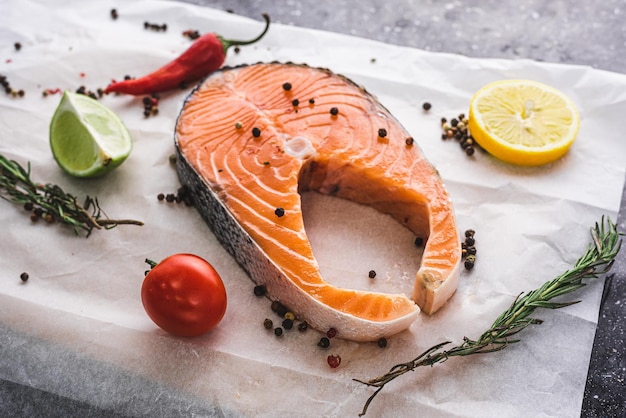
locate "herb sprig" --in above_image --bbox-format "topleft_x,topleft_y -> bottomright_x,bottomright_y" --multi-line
0,154 -> 143,237
355,217 -> 622,416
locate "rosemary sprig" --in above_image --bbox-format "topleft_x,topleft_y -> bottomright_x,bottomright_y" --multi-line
0,153 -> 143,237
354,216 -> 622,416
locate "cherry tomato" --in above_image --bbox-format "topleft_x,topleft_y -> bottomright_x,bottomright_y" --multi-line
141,253 -> 227,337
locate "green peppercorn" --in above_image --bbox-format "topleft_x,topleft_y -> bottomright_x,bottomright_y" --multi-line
235,121 -> 243,129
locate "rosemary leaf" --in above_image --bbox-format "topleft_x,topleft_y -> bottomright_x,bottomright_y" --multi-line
354,216 -> 622,417
0,154 -> 143,237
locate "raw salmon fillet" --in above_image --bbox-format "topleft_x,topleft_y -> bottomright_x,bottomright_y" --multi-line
175,63 -> 461,341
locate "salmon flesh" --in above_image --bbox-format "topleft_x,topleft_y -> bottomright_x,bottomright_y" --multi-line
175,62 -> 462,342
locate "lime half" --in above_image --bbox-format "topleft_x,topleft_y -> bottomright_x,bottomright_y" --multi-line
50,91 -> 132,177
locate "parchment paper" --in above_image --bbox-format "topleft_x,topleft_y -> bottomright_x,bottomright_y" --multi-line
1,1 -> 625,417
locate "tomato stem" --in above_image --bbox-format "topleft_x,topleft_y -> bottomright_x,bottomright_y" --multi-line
145,258 -> 158,269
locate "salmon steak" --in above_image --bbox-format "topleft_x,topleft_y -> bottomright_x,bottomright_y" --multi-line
174,62 -> 462,342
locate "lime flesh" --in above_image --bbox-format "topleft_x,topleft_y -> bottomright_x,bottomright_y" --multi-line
50,91 -> 132,177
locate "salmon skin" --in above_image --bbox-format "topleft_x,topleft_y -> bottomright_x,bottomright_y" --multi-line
175,62 -> 462,342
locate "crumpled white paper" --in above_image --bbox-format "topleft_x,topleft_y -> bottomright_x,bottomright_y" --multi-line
1,0 -> 625,417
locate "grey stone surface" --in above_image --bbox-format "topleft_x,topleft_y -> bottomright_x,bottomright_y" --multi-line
183,0 -> 626,74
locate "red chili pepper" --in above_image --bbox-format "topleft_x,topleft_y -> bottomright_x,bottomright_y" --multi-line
105,14 -> 270,96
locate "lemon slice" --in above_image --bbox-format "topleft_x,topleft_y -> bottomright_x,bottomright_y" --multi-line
50,91 -> 132,177
468,79 -> 580,166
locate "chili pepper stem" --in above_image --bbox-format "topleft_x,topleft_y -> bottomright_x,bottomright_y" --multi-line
218,13 -> 271,52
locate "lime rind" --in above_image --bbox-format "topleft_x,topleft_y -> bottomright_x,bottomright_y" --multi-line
50,91 -> 132,178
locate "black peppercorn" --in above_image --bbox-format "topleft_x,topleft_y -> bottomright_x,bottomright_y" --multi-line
274,207 -> 285,217
263,318 -> 273,329
368,270 -> 376,279
405,137 -> 414,146
465,236 -> 475,246
464,255 -> 476,270
282,318 -> 294,329
298,322 -> 308,332
317,337 -> 330,348
378,128 -> 387,138
274,327 -> 283,337
282,82 -> 292,91
414,237 -> 424,247
276,303 -> 288,317
253,284 -> 267,296
309,98 -> 315,104
292,99 -> 299,106
252,127 -> 261,138
330,107 -> 339,116
422,102 -> 431,111
377,337 -> 387,348
20,272 -> 29,282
